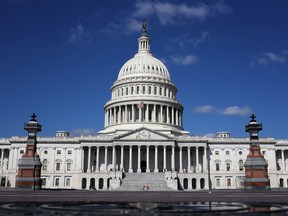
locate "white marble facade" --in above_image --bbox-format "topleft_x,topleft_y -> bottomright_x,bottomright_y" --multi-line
1,24 -> 288,190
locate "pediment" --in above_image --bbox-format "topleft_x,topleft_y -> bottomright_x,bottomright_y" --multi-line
116,128 -> 170,141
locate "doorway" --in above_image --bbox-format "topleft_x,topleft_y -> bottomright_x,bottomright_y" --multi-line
141,160 -> 146,173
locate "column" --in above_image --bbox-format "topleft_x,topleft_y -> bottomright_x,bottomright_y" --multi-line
281,150 -> 285,171
139,105 -> 142,122
179,147 -> 183,173
118,106 -> 121,124
187,147 -> 191,173
160,106 -> 163,123
132,104 -> 135,122
163,146 -> 167,171
112,145 -> 116,171
146,146 -> 150,172
96,146 -> 100,172
0,149 -> 3,172
153,104 -> 156,122
125,105 -> 128,123
81,147 -> 84,172
87,147 -> 91,173
171,146 -> 175,171
172,107 -> 175,124
196,147 -> 199,172
13,147 -> 19,170
113,107 -> 116,124
129,146 -> 133,173
8,147 -> 14,170
154,146 -> 158,173
203,147 -> 207,172
145,104 -> 149,122
137,146 -> 141,173
167,106 -> 170,124
104,146 -> 108,170
176,109 -> 179,126
74,147 -> 78,170
120,146 -> 124,171
104,110 -> 107,126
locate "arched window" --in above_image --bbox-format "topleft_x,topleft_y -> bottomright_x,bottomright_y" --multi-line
126,87 -> 128,95
131,86 -> 134,95
183,178 -> 188,190
143,86 -> 145,94
55,160 -> 62,171
42,159 -> 48,171
148,86 -> 151,94
137,86 -> 140,94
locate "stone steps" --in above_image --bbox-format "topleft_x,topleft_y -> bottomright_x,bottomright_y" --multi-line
116,173 -> 173,191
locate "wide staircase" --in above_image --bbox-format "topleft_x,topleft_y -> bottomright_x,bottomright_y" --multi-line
117,173 -> 173,191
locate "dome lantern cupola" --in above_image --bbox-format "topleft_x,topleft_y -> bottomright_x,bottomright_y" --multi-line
137,20 -> 151,54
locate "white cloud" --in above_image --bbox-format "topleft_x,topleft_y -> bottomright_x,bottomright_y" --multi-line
219,106 -> 252,116
101,22 -> 120,34
124,18 -> 142,33
69,23 -> 91,44
171,54 -> 198,65
193,105 -> 216,113
132,1 -> 232,25
174,31 -> 209,48
193,105 -> 252,116
251,52 -> 286,67
71,128 -> 97,136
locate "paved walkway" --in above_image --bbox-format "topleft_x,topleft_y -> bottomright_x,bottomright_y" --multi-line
0,189 -> 288,204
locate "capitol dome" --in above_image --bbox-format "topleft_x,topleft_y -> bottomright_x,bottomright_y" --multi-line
100,21 -> 186,136
117,49 -> 171,81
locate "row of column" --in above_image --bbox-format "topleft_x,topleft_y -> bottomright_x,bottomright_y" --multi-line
105,104 -> 183,127
113,83 -> 175,100
84,145 -> 207,174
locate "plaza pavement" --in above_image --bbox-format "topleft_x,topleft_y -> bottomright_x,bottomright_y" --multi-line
0,189 -> 288,204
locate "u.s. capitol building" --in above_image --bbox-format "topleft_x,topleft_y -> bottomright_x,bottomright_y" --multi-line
1,23 -> 288,191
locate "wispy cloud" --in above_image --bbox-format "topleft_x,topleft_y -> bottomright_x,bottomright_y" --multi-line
133,1 -> 232,25
251,52 -> 286,67
70,128 -> 97,136
171,54 -> 198,65
69,23 -> 92,44
219,106 -> 252,116
173,31 -> 209,48
193,105 -> 252,116
193,105 -> 216,113
102,1 -> 231,35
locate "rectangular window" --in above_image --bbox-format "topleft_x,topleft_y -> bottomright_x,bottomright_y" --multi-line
20,150 -> 24,154
55,178 -> 60,186
65,178 -> 71,187
216,163 -> 220,171
226,163 -> 231,171
57,150 -> 61,154
225,151 -> 229,155
41,178 -> 46,186
216,178 -> 221,187
67,150 -> 72,155
215,151 -> 219,155
56,163 -> 61,171
67,163 -> 71,171
227,178 -> 231,187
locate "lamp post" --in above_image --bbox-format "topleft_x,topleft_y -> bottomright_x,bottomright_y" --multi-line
244,114 -> 270,190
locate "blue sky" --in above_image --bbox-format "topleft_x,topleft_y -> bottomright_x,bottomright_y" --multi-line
1,0 -> 288,139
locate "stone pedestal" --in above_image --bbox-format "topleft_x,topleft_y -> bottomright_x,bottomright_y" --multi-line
15,114 -> 42,190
